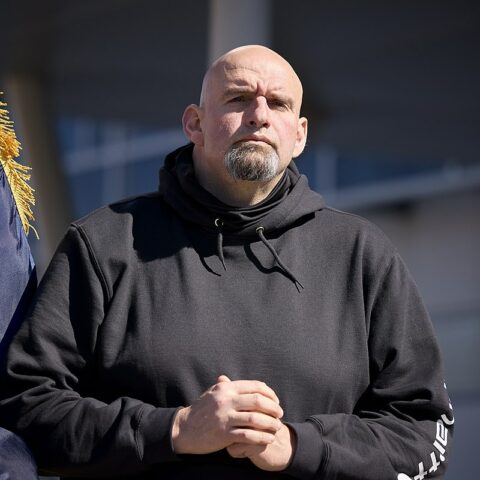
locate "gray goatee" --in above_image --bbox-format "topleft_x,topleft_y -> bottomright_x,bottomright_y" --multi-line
224,142 -> 279,182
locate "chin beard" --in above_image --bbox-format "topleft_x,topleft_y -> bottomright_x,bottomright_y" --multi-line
224,142 -> 280,182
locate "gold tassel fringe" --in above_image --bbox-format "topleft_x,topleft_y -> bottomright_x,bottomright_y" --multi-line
0,93 -> 38,238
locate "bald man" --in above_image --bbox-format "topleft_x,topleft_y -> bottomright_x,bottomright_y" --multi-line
0,46 -> 452,480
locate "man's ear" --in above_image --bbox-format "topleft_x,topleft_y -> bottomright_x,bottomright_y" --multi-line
182,104 -> 204,146
292,116 -> 308,158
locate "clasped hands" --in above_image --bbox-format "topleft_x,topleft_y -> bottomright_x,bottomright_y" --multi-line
171,375 -> 295,471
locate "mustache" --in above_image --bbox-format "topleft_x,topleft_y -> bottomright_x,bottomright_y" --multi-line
233,133 -> 276,150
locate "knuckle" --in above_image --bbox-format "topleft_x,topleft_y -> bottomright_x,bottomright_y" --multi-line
232,445 -> 243,457
213,393 -> 227,409
213,409 -> 230,428
254,380 -> 267,391
213,382 -> 228,393
212,382 -> 224,393
232,448 -> 245,458
218,412 -> 233,428
263,432 -> 275,444
228,448 -> 239,458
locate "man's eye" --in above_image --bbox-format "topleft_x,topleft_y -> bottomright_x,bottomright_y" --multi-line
269,100 -> 287,109
229,96 -> 245,103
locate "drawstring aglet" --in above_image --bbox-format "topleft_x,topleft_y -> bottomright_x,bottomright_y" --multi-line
215,218 -> 227,271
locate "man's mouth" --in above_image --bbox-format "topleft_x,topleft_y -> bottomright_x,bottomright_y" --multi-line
237,136 -> 274,148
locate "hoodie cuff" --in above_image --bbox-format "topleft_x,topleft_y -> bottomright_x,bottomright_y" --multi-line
134,406 -> 182,465
283,421 -> 324,479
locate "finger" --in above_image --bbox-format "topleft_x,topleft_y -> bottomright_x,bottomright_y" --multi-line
229,428 -> 276,446
233,393 -> 284,418
227,443 -> 267,459
229,380 -> 280,404
230,412 -> 282,433
217,375 -> 231,383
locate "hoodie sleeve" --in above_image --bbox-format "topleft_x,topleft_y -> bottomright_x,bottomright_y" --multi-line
0,226 -> 180,477
284,253 -> 454,480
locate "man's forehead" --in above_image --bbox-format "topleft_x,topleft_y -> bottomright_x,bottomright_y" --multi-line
200,45 -> 303,106
212,61 -> 301,101
218,65 -> 292,92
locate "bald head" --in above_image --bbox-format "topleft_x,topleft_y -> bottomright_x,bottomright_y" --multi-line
199,45 -> 304,114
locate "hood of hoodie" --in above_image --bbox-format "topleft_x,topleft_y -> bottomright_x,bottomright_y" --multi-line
159,144 -> 325,237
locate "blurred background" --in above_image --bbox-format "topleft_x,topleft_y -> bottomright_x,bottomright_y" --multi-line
1,0 -> 479,478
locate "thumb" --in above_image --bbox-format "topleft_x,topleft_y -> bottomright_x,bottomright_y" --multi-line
217,374 -> 231,383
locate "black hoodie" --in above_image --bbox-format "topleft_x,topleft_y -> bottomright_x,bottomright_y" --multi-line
0,145 -> 453,479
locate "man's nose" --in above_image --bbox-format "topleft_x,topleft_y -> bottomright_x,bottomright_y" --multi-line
246,97 -> 270,128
